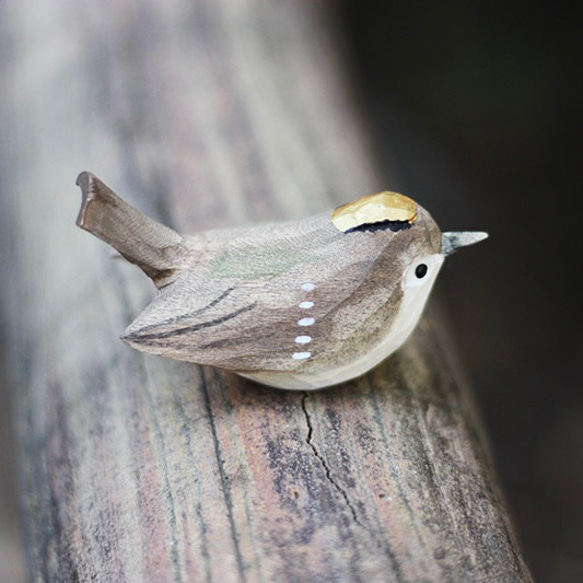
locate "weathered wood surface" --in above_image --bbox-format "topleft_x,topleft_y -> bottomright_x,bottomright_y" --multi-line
0,0 -> 532,581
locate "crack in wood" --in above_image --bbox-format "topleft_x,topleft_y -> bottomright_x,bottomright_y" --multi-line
300,392 -> 383,550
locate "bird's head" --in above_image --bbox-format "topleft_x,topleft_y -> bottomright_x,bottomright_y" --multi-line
331,191 -> 488,333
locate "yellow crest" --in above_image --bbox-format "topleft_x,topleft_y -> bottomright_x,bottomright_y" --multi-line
331,191 -> 418,233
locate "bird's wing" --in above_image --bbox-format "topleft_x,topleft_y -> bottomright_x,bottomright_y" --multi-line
121,266 -> 333,372
123,259 -> 400,375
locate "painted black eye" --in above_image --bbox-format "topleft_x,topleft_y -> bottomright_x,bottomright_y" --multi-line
415,264 -> 428,279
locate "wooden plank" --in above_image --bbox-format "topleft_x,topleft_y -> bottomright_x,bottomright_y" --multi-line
0,0 -> 532,581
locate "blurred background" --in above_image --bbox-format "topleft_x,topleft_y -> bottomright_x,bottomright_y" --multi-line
1,1 -> 581,581
337,0 -> 582,579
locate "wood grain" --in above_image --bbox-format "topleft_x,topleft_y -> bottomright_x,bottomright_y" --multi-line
0,0 -> 532,581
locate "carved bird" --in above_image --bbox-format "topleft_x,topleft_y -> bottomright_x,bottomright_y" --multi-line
76,172 -> 487,390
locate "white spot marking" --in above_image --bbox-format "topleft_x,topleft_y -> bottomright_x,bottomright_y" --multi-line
292,352 -> 311,360
298,317 -> 315,326
298,301 -> 314,309
295,335 -> 312,344
301,283 -> 315,292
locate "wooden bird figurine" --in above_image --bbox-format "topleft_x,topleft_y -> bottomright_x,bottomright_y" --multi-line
76,172 -> 487,390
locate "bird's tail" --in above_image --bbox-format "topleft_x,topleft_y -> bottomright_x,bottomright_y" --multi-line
76,172 -> 188,288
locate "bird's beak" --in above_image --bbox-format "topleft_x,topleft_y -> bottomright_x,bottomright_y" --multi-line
441,231 -> 489,256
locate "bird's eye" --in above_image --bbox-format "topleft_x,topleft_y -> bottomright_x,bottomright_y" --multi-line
404,255 -> 443,289
415,264 -> 428,279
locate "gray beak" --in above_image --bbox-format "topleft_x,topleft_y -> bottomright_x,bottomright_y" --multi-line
442,231 -> 489,256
